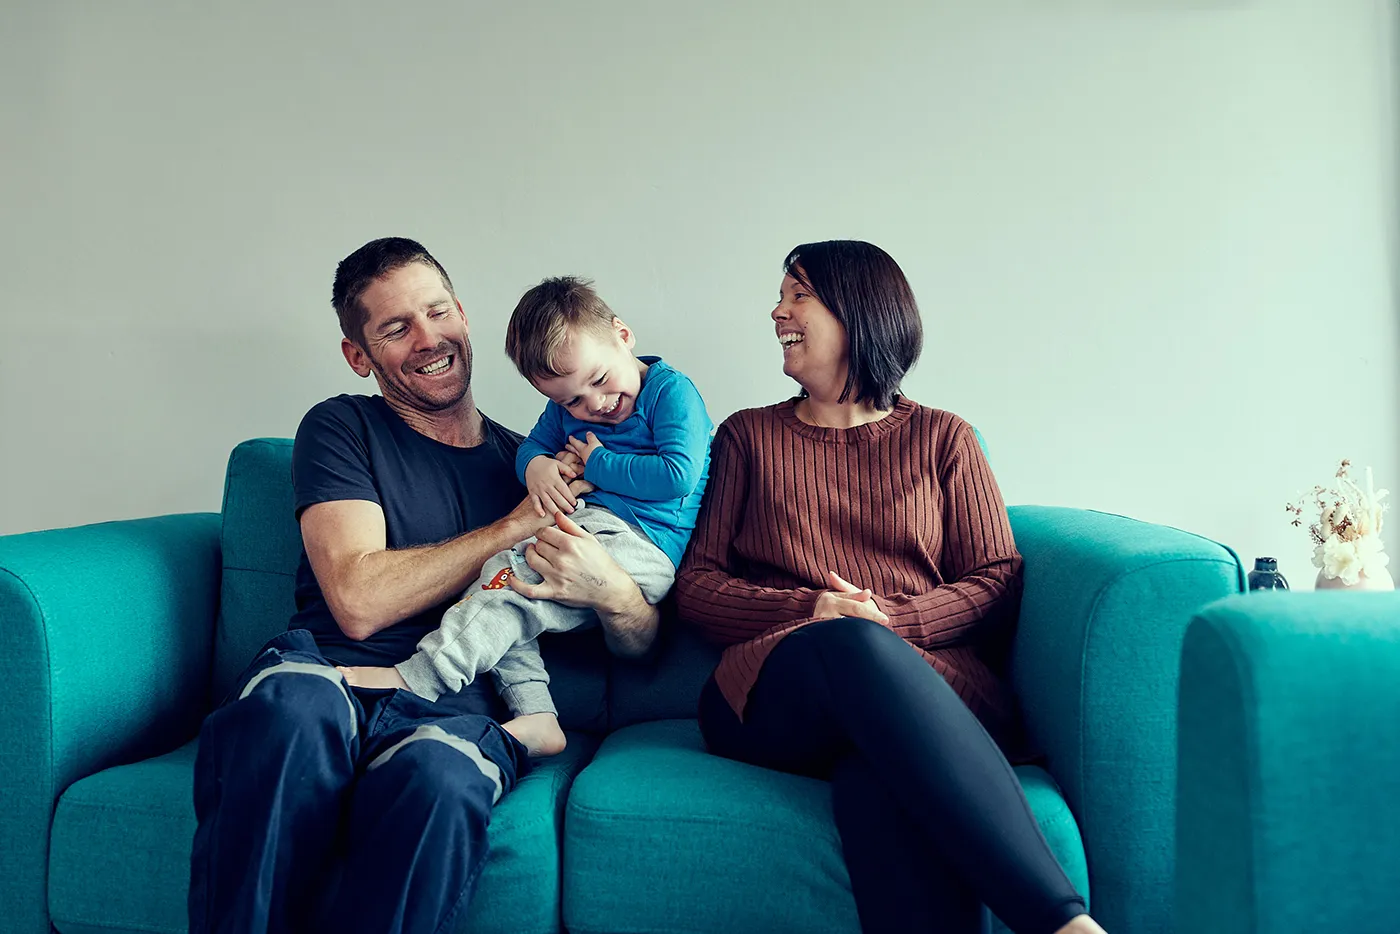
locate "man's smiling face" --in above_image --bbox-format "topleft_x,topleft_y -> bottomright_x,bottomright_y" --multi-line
344,261 -> 473,413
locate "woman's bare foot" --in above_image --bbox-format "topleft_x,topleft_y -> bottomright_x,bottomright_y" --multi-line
502,712 -> 567,757
337,665 -> 409,690
1055,915 -> 1108,934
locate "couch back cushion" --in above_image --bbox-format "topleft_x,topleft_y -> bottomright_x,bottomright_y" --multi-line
608,614 -> 722,730
215,440 -> 300,702
214,439 -> 608,730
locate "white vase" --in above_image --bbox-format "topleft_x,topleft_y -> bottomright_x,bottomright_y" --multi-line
1314,567 -> 1396,591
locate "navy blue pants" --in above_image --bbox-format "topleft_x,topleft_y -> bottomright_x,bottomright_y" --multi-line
699,617 -> 1086,934
189,629 -> 530,934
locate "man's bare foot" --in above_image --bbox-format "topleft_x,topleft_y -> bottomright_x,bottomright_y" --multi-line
502,712 -> 567,757
1054,915 -> 1108,934
337,665 -> 409,690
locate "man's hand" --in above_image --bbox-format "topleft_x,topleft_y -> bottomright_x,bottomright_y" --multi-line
507,509 -> 660,657
565,431 -> 606,466
524,454 -> 579,518
812,570 -> 890,625
508,511 -> 621,609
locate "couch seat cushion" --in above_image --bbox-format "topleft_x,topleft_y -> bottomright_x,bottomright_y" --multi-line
48,732 -> 598,934
563,719 -> 1088,934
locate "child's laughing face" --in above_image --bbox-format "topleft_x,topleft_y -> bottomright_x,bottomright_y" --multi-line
533,318 -> 647,425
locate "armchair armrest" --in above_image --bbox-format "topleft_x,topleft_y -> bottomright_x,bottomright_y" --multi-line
0,513 -> 220,934
1177,592 -> 1400,933
1007,505 -> 1242,934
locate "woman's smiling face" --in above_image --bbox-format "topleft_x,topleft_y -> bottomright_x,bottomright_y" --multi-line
772,269 -> 849,398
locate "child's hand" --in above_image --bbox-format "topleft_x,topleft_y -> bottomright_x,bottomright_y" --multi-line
525,455 -> 578,518
565,432 -> 606,466
555,448 -> 585,478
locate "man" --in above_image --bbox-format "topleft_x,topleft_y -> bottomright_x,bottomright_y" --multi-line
189,237 -> 660,934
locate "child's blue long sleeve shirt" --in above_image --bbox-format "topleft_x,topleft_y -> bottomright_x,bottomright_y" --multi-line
514,357 -> 712,568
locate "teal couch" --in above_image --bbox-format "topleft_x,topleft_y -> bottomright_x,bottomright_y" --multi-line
1177,591 -> 1400,934
0,438 -> 1242,934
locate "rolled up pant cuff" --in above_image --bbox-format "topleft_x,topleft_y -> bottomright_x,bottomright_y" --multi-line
499,680 -> 557,718
395,653 -> 452,703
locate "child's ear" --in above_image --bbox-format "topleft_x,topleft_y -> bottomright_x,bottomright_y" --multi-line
342,338 -> 373,378
612,316 -> 635,349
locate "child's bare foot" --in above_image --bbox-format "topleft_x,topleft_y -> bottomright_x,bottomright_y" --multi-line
337,665 -> 409,690
502,712 -> 567,757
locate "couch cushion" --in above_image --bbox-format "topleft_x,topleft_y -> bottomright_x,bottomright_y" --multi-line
215,438 -> 608,731
214,438 -> 300,702
48,733 -> 598,934
563,719 -> 1088,934
608,620 -> 721,730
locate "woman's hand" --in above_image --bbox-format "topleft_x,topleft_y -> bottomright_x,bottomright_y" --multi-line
812,570 -> 890,625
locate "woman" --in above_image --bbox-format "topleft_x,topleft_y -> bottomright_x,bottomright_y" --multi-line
675,241 -> 1106,934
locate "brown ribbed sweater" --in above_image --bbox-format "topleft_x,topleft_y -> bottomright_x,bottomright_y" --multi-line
675,397 -> 1024,742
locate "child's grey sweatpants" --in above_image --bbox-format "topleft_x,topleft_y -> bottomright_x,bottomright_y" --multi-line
395,503 -> 675,717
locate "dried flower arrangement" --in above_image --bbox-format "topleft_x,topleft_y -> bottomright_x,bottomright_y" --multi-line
1287,460 -> 1390,586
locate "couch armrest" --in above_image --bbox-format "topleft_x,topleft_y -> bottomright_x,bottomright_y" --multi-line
1177,592 -> 1400,933
1007,505 -> 1242,934
0,513 -> 220,934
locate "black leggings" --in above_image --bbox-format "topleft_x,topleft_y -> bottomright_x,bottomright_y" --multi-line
698,617 -> 1087,934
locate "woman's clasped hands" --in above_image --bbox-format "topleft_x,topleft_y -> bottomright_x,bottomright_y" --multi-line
812,570 -> 890,626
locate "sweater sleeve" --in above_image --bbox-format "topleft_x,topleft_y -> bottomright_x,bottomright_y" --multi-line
873,422 -> 1023,649
583,374 -> 712,501
515,403 -> 567,484
674,417 -> 822,643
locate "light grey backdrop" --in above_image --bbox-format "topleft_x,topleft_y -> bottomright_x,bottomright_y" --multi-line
2,1 -> 1396,588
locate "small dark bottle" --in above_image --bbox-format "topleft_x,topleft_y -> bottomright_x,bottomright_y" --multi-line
1247,557 -> 1289,591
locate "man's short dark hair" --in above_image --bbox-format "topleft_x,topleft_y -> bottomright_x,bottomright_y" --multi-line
783,240 -> 923,410
332,238 -> 456,346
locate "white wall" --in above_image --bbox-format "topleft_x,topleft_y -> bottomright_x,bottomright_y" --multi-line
3,1 -> 1396,589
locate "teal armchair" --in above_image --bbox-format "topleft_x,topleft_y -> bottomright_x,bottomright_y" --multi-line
0,514 -> 219,934
0,439 -> 1242,934
1177,592 -> 1400,933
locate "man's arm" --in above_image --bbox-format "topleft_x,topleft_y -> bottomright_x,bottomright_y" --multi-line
300,494 -> 554,641
595,578 -> 662,658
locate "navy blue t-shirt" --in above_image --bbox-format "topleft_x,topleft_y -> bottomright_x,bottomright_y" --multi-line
289,394 -> 526,678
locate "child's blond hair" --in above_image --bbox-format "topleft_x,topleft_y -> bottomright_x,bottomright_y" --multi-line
505,276 -> 618,382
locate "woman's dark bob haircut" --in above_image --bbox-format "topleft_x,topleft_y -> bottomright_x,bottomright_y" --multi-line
783,240 -> 923,411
